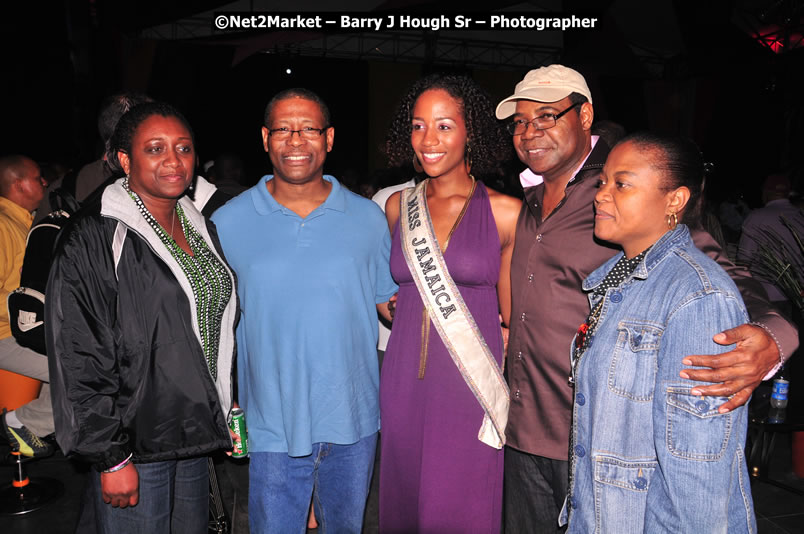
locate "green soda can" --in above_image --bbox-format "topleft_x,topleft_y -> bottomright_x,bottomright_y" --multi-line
228,408 -> 248,458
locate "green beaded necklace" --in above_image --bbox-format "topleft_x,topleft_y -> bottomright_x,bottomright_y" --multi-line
123,178 -> 232,379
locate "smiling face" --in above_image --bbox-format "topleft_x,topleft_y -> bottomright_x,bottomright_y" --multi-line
118,114 -> 194,204
261,96 -> 334,186
512,97 -> 592,183
410,89 -> 468,180
594,141 -> 689,258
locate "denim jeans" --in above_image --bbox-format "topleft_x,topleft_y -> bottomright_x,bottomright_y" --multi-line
90,456 -> 209,534
249,432 -> 377,534
504,447 -> 568,534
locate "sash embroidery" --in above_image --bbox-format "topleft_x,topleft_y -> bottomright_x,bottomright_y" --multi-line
400,181 -> 510,449
417,178 -> 476,379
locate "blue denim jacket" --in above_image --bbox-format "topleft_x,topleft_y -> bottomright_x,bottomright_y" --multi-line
561,226 -> 756,533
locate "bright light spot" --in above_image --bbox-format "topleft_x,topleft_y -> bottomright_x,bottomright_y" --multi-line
286,68 -> 292,74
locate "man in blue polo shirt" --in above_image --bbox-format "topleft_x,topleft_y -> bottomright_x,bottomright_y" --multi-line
212,88 -> 397,533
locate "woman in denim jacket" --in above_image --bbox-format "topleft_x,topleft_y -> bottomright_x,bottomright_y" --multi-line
562,132 -> 756,533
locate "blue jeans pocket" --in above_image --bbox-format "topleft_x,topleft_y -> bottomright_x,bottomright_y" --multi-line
594,455 -> 657,534
666,386 -> 731,460
607,321 -> 662,402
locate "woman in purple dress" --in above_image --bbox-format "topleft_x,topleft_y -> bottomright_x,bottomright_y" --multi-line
380,75 -> 521,533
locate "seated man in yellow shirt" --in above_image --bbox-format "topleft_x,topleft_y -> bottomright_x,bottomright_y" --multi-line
0,154 -> 53,458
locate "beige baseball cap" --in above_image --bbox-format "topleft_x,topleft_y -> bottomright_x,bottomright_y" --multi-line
496,65 -> 593,119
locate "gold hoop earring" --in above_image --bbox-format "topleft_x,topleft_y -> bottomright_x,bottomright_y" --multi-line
666,212 -> 678,230
464,144 -> 473,172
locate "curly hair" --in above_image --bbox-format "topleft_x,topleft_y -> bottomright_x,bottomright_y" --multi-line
106,102 -> 195,175
385,74 -> 510,178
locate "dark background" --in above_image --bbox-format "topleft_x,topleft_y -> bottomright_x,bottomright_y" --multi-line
1,0 -> 802,205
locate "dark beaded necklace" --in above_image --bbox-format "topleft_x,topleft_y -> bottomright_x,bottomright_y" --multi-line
566,246 -> 650,523
573,249 -> 648,362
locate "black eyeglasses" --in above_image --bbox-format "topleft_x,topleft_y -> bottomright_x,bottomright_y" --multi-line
267,126 -> 329,140
506,102 -> 581,136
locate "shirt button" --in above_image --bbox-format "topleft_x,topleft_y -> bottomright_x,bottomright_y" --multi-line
520,312 -> 526,321
610,291 -> 623,303
528,273 -> 534,282
635,476 -> 647,490
576,393 -> 586,406
695,400 -> 709,413
574,445 -> 585,457
536,233 -> 543,242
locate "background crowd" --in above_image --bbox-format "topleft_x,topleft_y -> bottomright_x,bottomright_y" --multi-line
1,3 -> 803,534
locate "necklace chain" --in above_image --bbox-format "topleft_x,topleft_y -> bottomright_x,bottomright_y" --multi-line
417,175 -> 477,379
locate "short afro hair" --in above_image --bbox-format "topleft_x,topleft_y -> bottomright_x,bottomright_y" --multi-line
263,88 -> 331,127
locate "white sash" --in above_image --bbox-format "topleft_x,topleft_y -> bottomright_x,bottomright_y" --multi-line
400,182 -> 509,449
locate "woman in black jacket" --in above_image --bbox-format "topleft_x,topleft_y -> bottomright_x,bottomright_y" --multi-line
46,102 -> 238,533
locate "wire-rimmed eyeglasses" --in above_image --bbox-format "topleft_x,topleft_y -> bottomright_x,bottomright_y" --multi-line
267,126 -> 329,140
506,102 -> 581,136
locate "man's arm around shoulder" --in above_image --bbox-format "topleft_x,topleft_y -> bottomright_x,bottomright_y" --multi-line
683,227 -> 798,413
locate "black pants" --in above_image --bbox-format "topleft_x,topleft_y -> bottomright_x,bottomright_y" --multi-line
503,446 -> 568,534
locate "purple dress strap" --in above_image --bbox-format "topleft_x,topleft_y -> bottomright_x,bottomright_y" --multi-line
379,181 -> 504,533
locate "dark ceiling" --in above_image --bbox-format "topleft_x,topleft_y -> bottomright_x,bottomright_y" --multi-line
1,0 -> 802,198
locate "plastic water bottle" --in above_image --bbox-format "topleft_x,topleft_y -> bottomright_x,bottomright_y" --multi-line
769,367 -> 789,423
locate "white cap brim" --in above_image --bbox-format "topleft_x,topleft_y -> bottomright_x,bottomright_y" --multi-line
496,87 -> 586,119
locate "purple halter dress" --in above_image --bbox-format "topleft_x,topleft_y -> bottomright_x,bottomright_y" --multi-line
379,182 -> 504,533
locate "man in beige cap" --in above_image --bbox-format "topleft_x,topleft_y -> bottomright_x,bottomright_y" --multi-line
497,65 -> 798,532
